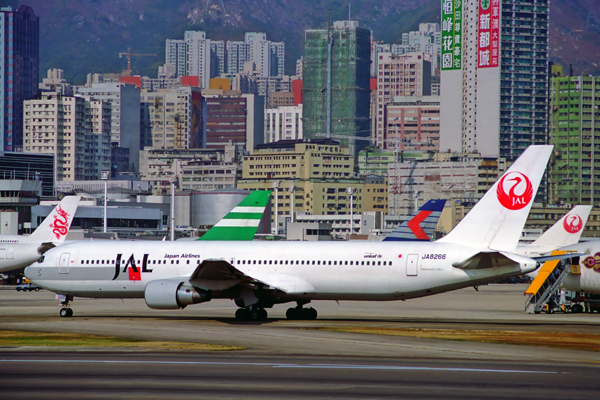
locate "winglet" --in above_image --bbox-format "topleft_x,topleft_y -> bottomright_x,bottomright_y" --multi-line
437,145 -> 553,252
530,205 -> 592,249
383,199 -> 446,242
197,191 -> 271,241
23,196 -> 80,244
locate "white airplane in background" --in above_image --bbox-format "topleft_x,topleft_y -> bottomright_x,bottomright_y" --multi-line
26,146 -> 553,320
0,196 -> 80,273
517,205 -> 592,258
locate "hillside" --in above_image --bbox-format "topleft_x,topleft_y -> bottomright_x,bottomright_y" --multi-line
5,0 -> 600,84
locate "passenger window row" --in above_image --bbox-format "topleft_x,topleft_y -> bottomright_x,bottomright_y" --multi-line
236,259 -> 392,266
80,259 -> 202,265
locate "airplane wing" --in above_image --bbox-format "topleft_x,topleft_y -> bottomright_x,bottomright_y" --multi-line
188,259 -> 315,294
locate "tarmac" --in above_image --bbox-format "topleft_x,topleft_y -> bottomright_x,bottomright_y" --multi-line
1,283 -> 599,398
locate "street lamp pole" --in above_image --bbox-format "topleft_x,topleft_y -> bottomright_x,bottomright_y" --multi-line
272,180 -> 280,235
101,170 -> 110,233
289,184 -> 296,224
347,187 -> 355,240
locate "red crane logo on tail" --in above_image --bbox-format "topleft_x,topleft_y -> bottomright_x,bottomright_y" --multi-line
49,205 -> 70,240
563,214 -> 583,234
496,172 -> 533,210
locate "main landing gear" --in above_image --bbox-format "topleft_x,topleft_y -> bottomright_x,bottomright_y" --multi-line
58,294 -> 74,318
235,306 -> 268,321
286,304 -> 317,320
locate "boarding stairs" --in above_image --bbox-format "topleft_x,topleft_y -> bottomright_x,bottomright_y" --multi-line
524,251 -> 573,314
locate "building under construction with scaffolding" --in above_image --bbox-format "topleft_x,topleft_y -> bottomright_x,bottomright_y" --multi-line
302,20 -> 371,157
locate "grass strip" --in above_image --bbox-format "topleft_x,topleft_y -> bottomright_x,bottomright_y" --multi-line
316,327 -> 600,352
0,330 -> 244,351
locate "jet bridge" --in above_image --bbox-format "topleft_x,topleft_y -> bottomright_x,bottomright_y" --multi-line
524,251 -> 579,314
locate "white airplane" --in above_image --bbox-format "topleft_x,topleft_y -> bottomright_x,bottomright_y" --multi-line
0,196 -> 80,273
26,146 -> 552,320
517,205 -> 592,258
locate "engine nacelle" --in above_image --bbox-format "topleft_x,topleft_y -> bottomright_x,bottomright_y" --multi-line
144,279 -> 211,310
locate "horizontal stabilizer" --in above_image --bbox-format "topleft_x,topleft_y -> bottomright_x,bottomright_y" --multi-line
453,251 -> 536,271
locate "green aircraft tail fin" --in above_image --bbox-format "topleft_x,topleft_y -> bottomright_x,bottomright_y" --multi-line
197,190 -> 271,241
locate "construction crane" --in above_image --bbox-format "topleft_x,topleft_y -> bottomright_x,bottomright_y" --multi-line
118,48 -> 156,76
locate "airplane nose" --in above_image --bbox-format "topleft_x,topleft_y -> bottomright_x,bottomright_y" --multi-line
24,266 -> 32,279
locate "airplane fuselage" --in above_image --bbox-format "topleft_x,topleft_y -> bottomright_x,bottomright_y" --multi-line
0,239 -> 43,273
26,240 -> 536,303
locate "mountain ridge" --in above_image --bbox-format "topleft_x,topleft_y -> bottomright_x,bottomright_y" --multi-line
5,0 -> 600,84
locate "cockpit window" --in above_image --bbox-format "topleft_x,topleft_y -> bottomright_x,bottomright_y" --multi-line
38,256 -> 45,263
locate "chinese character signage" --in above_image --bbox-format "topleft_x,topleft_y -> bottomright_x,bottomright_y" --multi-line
441,0 -> 462,70
478,0 -> 500,68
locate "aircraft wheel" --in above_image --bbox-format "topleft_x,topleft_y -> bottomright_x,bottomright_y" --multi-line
305,307 -> 318,320
286,307 -> 298,320
235,308 -> 247,321
60,308 -> 73,318
257,308 -> 268,321
248,309 -> 260,321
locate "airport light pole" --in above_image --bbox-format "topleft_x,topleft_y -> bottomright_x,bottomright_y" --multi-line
101,170 -> 110,233
272,180 -> 280,235
347,187 -> 355,240
289,184 -> 296,224
170,176 -> 178,241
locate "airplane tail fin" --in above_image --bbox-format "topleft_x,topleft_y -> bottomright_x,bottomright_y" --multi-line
383,199 -> 446,242
198,190 -> 271,241
437,145 -> 553,252
23,196 -> 80,244
530,205 -> 592,249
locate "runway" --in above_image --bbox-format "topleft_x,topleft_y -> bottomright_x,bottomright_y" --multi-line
1,353 -> 599,399
1,284 -> 599,398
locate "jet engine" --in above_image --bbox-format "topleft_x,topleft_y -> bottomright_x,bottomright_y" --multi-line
144,279 -> 211,310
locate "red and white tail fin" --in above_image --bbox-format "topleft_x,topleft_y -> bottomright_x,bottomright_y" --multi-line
437,145 -> 553,252
529,205 -> 592,249
23,196 -> 80,244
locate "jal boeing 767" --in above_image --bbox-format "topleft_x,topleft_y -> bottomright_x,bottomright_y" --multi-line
26,146 -> 552,320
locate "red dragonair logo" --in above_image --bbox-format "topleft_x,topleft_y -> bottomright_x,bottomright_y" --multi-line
496,172 -> 533,210
563,213 -> 583,234
49,205 -> 70,240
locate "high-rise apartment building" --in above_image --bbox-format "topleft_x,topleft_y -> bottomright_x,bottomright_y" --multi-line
265,104 -> 303,143
76,82 -> 141,173
202,93 -> 264,152
549,75 -> 600,206
244,32 -> 285,77
440,0 -> 549,160
210,40 -> 225,78
1,6 -> 39,152
303,20 -> 371,156
165,39 -> 187,77
141,87 -> 203,150
226,41 -> 248,74
23,93 -> 111,181
374,52 -> 432,147
384,95 -> 440,152
184,31 -> 211,88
